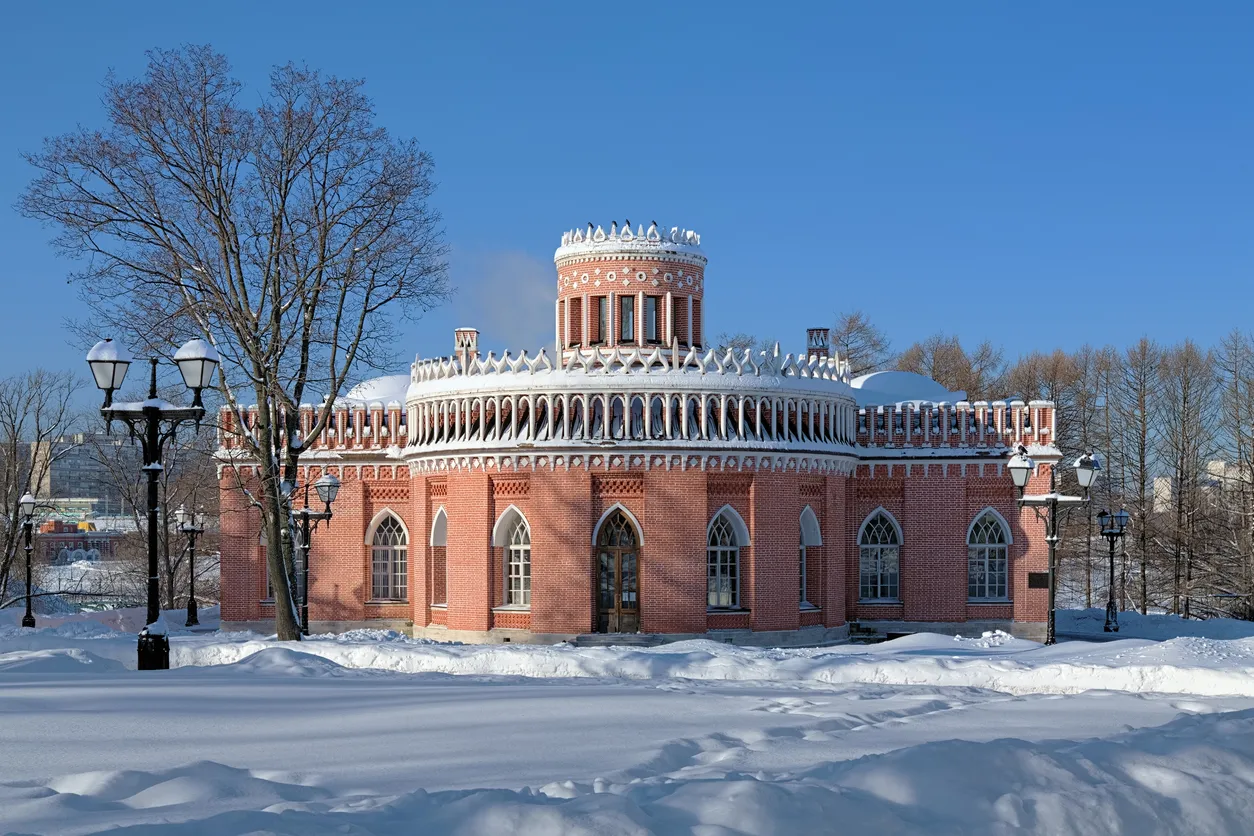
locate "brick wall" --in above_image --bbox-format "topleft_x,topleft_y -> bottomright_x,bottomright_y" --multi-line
221,459 -> 1050,637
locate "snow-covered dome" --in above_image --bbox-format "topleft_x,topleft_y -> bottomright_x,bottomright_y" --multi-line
339,374 -> 410,405
849,371 -> 966,407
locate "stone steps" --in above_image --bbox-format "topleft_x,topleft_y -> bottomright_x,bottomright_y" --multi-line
571,633 -> 662,648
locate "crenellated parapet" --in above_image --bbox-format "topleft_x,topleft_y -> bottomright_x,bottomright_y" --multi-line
856,399 -> 1056,454
410,343 -> 851,385
218,399 -> 410,457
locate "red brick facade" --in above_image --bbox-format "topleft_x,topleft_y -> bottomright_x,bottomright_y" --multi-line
218,222 -> 1057,643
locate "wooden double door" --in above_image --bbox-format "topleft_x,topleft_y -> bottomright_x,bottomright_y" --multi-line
595,510 -> 640,633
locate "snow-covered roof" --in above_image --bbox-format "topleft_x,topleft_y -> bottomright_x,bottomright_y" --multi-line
849,371 -> 967,407
555,221 -> 706,262
338,375 -> 410,406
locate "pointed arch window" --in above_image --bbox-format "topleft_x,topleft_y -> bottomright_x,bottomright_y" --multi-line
371,516 -> 408,601
858,511 -> 900,601
707,512 -> 742,609
968,511 -> 1009,600
800,506 -> 822,608
506,518 -> 531,606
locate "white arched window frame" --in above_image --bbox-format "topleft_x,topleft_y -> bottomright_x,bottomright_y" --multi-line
707,506 -> 749,609
858,509 -> 901,602
493,505 -> 532,608
368,512 -> 409,601
968,509 -> 1012,601
800,505 -> 822,608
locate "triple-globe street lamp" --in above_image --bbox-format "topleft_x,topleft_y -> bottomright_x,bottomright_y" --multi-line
1007,446 -> 1100,646
86,337 -> 219,670
175,505 -> 206,628
1096,508 -> 1130,633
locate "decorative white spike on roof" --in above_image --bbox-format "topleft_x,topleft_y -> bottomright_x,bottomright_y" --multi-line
556,220 -> 705,260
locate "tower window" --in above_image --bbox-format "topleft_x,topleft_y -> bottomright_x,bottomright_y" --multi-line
594,296 -> 607,345
645,297 -> 660,343
620,295 -> 635,343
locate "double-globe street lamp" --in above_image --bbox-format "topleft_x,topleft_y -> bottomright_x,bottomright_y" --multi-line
86,337 -> 219,670
1097,508 -> 1130,633
286,474 -> 341,636
17,492 -> 38,628
1007,445 -> 1100,646
175,505 -> 205,628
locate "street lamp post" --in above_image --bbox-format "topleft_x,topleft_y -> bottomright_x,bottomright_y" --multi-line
291,474 -> 340,636
175,505 -> 206,628
1097,508 -> 1130,632
86,337 -> 219,670
18,492 -> 36,628
1007,446 -> 1099,646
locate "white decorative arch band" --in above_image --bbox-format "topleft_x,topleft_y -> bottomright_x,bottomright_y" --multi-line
708,504 -> 751,546
491,504 -> 530,547
404,385 -> 859,456
857,506 -> 903,543
364,508 -> 411,545
591,502 -> 644,546
967,506 -> 1013,544
800,505 -> 822,546
430,506 -> 448,547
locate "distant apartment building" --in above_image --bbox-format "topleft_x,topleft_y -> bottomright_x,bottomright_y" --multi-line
30,432 -> 138,517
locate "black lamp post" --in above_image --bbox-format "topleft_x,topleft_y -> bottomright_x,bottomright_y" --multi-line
292,473 -> 340,636
86,337 -> 219,670
18,491 -> 36,628
1007,446 -> 1099,645
175,505 -> 206,628
1097,508 -> 1130,632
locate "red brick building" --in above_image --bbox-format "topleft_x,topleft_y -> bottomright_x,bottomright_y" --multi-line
219,222 -> 1058,643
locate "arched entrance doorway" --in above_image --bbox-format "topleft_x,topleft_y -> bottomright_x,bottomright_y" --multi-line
595,509 -> 640,633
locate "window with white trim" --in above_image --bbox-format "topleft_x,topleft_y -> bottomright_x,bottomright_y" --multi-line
371,516 -> 408,601
506,518 -> 531,606
859,512 -> 900,601
620,295 -> 635,342
707,513 -> 740,608
968,512 -> 1009,600
799,544 -> 807,605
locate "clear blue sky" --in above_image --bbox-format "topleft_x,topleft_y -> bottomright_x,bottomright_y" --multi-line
2,1 -> 1251,389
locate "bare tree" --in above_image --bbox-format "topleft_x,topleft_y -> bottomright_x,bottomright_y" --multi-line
19,46 -> 449,639
711,332 -> 776,357
89,411 -> 219,611
1215,330 -> 1254,616
896,333 -> 1006,400
1118,338 -> 1161,614
0,370 -> 79,610
831,311 -> 891,376
1156,341 -> 1218,617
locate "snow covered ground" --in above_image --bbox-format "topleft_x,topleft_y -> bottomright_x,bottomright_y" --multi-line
3,618 -> 1254,834
1059,607 -> 1254,640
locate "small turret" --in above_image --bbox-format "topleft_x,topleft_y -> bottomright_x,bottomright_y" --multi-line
807,328 -> 831,362
454,328 -> 479,368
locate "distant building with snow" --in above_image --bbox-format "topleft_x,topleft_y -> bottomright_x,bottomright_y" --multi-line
219,221 -> 1059,643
